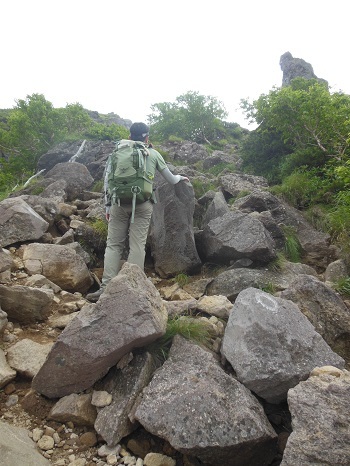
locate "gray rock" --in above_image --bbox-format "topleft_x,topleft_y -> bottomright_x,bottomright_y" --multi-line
0,308 -> 8,335
21,243 -> 93,294
281,367 -> 350,465
32,263 -> 167,398
49,393 -> 97,427
0,284 -> 53,324
0,197 -> 49,247
201,190 -> 230,228
207,262 -> 318,301
163,299 -> 198,318
221,288 -> 345,403
94,352 -> 154,446
0,248 -> 14,273
201,211 -> 276,265
0,348 -> 16,388
279,274 -> 350,364
135,336 -> 277,466
197,295 -> 233,319
280,51 -> 328,87
149,173 -> 201,278
44,162 -> 94,201
6,338 -> 53,378
220,173 -> 269,198
324,258 -> 348,284
0,421 -> 50,466
19,194 -> 58,227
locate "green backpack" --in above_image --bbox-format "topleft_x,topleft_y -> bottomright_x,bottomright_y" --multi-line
107,139 -> 154,222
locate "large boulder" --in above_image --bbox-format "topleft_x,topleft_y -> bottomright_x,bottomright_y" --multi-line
149,174 -> 201,277
21,243 -> 93,293
0,421 -> 50,466
0,197 -> 49,247
135,336 -> 277,466
280,51 -> 328,87
0,284 -> 53,324
220,173 -> 269,198
221,287 -> 345,403
94,352 -> 155,446
279,274 -> 350,363
32,263 -> 167,398
201,190 -> 230,228
281,367 -> 350,465
44,162 -> 94,201
200,211 -> 276,265
0,248 -> 14,284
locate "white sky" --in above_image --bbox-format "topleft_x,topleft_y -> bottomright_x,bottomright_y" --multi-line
2,0 -> 349,129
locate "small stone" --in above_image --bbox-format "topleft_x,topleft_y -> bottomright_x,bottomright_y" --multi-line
91,390 -> 112,408
98,444 -> 121,458
136,459 -> 144,466
3,383 -> 16,395
68,459 -> 87,466
310,366 -> 344,377
5,394 -> 19,407
37,435 -> 55,451
53,459 -> 66,466
32,427 -> 44,442
144,453 -> 176,466
124,456 -> 137,465
53,432 -> 61,444
80,431 -> 98,447
106,454 -> 118,465
44,426 -> 56,436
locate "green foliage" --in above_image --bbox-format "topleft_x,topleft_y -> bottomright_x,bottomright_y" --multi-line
240,78 -> 350,182
0,93 -> 129,193
326,191 -> 350,245
85,122 -> 129,141
268,252 -> 287,272
281,225 -> 302,263
240,126 -> 293,183
207,162 -> 236,176
149,91 -> 228,144
259,282 -> 276,294
174,273 -> 189,287
92,180 -> 104,192
146,315 -> 214,363
270,169 -> 330,209
191,179 -> 217,198
88,218 -> 108,240
332,277 -> 350,296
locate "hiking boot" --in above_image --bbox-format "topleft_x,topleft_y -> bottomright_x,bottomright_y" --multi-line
85,288 -> 104,302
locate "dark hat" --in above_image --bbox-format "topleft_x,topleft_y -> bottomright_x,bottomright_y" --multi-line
130,122 -> 149,139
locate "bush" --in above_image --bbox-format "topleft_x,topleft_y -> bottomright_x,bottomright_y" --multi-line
281,225 -> 302,263
270,169 -> 329,209
146,315 -> 214,363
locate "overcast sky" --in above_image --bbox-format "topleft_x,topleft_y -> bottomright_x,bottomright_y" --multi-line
2,0 -> 349,129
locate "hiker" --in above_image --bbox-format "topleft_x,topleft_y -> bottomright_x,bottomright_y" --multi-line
86,122 -> 189,302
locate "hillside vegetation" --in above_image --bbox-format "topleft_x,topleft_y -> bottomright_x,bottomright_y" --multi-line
1,83 -> 349,260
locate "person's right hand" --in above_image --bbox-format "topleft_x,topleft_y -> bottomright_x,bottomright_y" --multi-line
106,212 -> 110,222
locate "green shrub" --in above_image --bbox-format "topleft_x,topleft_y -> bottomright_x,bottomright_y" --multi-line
281,225 -> 302,263
146,315 -> 214,363
89,218 -> 108,240
207,162 -> 236,176
268,252 -> 287,272
259,282 -> 276,294
332,277 -> 350,296
191,179 -> 217,198
174,273 -> 189,287
92,180 -> 103,192
270,169 -> 329,209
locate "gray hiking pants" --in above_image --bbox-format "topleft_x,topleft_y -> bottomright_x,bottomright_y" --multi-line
101,200 -> 153,287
